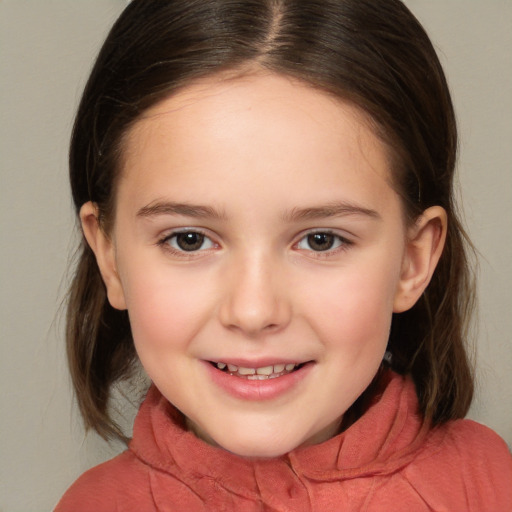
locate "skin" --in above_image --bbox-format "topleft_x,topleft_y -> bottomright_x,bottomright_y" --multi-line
82,72 -> 446,458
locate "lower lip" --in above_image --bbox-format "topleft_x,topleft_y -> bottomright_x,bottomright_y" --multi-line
203,361 -> 314,401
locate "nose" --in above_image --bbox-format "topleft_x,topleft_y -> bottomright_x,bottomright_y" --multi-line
218,252 -> 291,337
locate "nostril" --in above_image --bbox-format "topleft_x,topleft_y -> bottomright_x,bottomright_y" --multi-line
218,276 -> 292,336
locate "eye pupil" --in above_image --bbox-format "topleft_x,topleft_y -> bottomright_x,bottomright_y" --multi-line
176,232 -> 204,251
308,233 -> 334,251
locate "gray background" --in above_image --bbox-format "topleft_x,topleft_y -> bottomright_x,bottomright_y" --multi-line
1,1 -> 511,510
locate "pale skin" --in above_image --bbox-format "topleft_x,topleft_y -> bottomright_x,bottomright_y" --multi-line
81,72 -> 447,458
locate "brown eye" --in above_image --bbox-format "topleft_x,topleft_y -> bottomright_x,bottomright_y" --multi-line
176,232 -> 204,251
296,232 -> 347,252
167,231 -> 214,252
307,233 -> 335,251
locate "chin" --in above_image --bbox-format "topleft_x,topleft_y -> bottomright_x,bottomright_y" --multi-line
225,442 -> 295,459
212,429 -> 309,459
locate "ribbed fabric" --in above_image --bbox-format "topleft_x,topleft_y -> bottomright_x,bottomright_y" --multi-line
55,372 -> 512,511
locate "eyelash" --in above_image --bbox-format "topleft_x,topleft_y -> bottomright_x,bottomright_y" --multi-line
156,229 -> 353,258
294,230 -> 353,256
157,229 -> 217,258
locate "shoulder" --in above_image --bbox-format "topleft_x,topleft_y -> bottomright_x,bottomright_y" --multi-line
433,419 -> 512,472
403,419 -> 512,511
54,450 -> 153,512
442,418 -> 510,448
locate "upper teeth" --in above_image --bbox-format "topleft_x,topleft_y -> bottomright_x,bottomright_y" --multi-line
217,362 -> 297,375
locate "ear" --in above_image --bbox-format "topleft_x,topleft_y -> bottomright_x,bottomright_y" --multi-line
80,202 -> 127,310
393,206 -> 447,313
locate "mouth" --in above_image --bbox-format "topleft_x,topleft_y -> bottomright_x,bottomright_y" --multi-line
209,361 -> 308,380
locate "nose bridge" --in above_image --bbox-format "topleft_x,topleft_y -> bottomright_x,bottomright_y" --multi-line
219,247 -> 290,336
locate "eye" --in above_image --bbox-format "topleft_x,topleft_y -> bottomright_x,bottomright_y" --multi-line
296,232 -> 347,252
164,231 -> 215,252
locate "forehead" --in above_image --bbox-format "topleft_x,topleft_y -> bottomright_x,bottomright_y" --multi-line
117,72 -> 397,214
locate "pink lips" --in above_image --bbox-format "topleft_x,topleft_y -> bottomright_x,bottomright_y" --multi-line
203,359 -> 313,401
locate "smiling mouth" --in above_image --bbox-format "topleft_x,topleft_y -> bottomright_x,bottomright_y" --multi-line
209,361 -> 307,380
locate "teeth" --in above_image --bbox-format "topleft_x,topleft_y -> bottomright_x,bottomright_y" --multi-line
238,367 -> 256,375
256,365 -> 274,376
247,374 -> 270,380
215,362 -> 299,376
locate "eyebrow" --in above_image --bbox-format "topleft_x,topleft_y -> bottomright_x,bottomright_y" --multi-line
136,201 -> 226,220
136,200 -> 380,222
283,202 -> 381,222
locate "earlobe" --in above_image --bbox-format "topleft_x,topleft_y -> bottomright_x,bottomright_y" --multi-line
393,206 -> 447,313
80,202 -> 127,310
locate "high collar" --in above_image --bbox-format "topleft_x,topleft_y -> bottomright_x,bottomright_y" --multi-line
129,370 -> 429,499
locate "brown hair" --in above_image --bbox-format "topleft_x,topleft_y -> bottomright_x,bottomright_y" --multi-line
67,0 -> 475,441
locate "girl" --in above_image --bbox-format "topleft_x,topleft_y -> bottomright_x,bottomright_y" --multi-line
56,0 -> 512,510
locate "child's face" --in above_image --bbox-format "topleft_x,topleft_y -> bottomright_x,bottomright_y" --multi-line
99,73 -> 415,457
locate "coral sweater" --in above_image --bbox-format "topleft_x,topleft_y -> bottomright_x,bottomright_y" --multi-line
55,372 -> 512,511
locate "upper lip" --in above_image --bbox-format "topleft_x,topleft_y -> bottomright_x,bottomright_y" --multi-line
206,358 -> 312,368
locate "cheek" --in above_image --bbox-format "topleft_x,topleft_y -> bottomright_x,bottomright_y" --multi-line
119,262 -> 214,352
306,255 -> 401,352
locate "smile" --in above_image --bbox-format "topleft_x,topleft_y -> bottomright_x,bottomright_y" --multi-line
204,359 -> 314,400
211,361 -> 303,380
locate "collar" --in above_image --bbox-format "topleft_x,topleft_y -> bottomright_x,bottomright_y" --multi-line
129,370 -> 428,499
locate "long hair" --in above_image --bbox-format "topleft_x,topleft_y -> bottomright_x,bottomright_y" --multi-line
67,0 -> 475,440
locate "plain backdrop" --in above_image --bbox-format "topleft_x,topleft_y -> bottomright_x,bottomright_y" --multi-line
1,1 -> 511,510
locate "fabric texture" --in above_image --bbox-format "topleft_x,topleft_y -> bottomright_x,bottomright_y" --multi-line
55,371 -> 512,511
